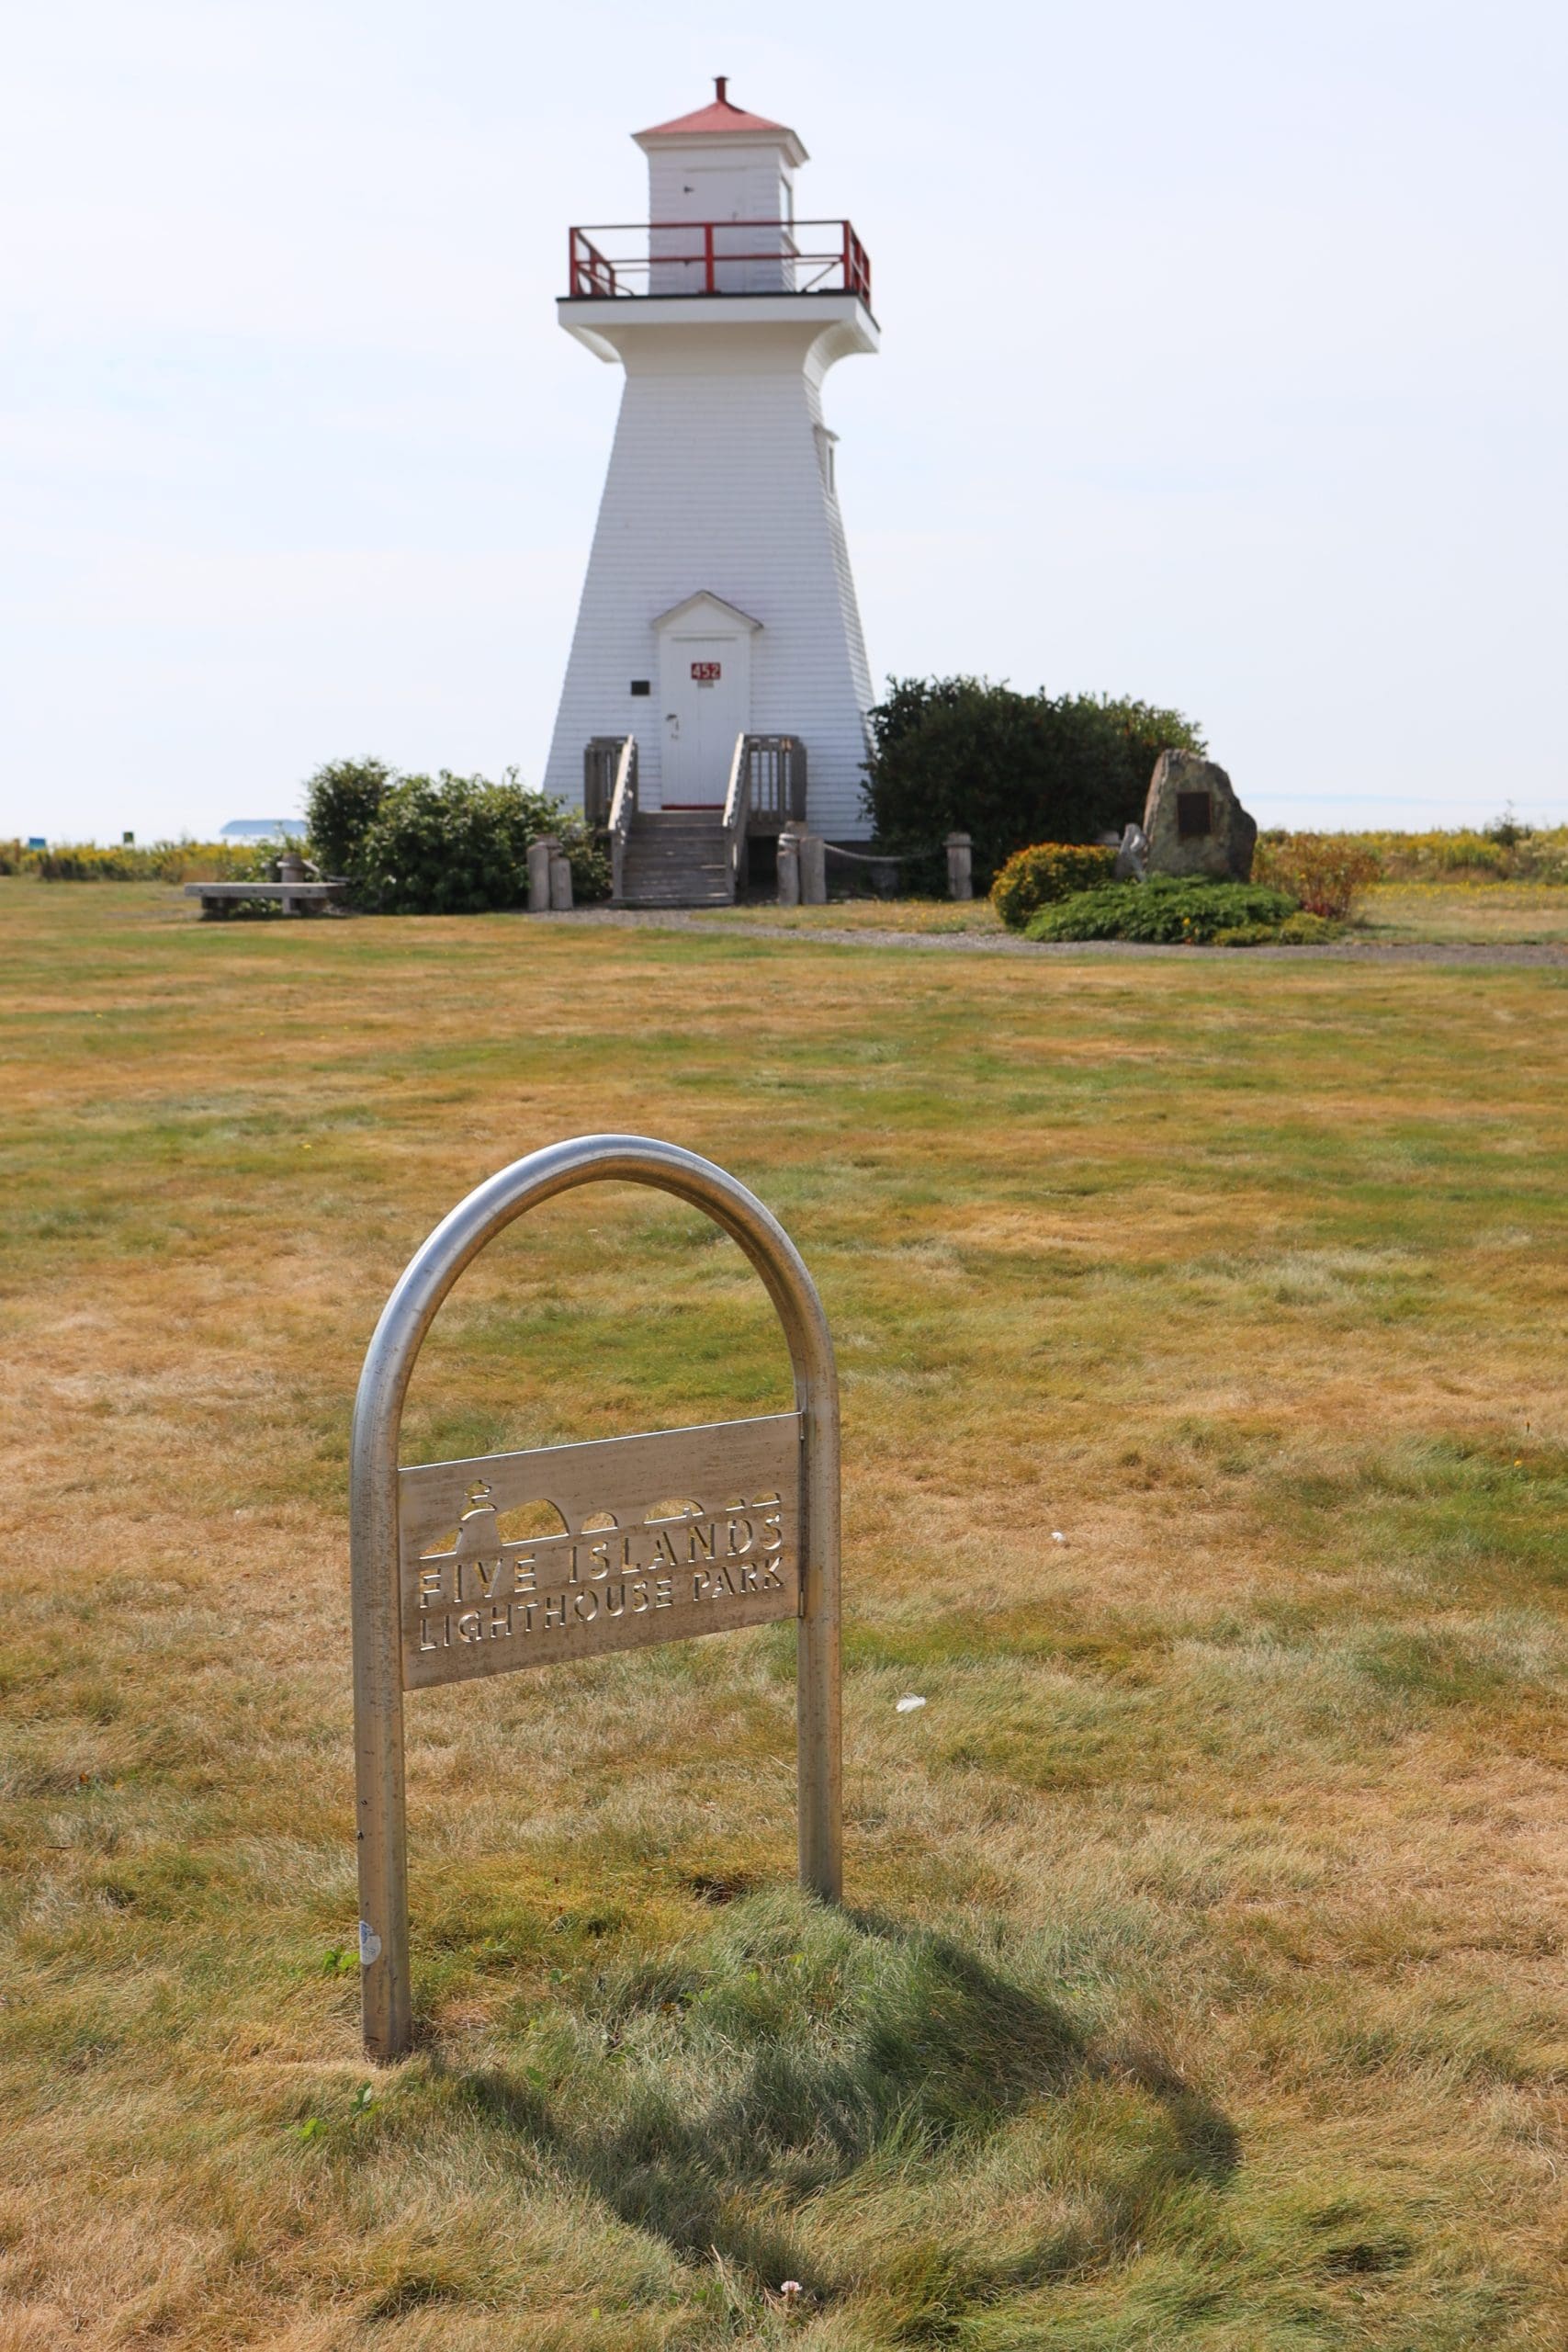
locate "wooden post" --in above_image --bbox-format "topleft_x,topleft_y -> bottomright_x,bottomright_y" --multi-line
944,831 -> 973,900
777,829 -> 801,906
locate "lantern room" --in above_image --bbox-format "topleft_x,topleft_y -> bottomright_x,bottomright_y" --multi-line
565,78 -> 873,309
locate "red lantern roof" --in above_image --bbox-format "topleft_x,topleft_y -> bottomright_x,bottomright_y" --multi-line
636,77 -> 795,141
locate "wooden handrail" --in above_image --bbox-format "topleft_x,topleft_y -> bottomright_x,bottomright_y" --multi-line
739,734 -> 807,829
721,734 -> 750,901
583,734 -> 627,828
608,736 -> 638,904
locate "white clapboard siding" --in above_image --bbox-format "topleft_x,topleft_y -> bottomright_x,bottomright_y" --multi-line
545,98 -> 879,841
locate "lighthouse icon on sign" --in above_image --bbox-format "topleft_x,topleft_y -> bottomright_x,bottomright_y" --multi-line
543,80 -> 880,907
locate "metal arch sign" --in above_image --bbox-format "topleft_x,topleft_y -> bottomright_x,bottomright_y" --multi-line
349,1135 -> 841,2060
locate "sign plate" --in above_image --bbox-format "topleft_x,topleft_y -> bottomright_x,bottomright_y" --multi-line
1177,789 -> 1213,841
400,1411 -> 801,1690
691,661 -> 721,683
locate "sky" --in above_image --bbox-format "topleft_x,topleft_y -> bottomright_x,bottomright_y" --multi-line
2,0 -> 1564,843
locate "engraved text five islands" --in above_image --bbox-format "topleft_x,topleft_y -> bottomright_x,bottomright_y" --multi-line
398,1412 -> 803,1690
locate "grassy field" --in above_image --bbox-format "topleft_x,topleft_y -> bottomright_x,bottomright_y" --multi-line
1356,884 -> 1568,947
705,881 -> 1568,947
3,878 -> 1567,2350
712,899 -> 1007,935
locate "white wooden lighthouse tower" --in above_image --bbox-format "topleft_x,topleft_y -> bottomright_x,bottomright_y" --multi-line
543,81 -> 879,903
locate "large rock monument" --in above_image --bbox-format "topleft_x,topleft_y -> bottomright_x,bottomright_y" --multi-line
1143,751 -> 1257,880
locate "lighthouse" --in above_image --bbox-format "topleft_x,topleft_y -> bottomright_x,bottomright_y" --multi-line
542,81 -> 880,904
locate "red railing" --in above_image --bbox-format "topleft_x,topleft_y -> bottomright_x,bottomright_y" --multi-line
567,220 -> 872,308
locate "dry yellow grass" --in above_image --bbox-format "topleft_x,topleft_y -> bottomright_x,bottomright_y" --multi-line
706,898 -> 1006,935
705,878 -> 1568,946
1358,882 -> 1568,945
2,879 -> 1567,2348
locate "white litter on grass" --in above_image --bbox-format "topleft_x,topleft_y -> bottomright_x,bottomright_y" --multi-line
896,1694 -> 927,1714
1051,1531 -> 1067,1544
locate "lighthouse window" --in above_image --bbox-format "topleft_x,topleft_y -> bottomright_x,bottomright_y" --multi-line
629,680 -> 651,695
814,425 -> 838,494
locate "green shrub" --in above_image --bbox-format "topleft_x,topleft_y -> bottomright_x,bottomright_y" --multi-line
1277,910 -> 1341,944
1025,876 -> 1299,944
303,758 -> 394,878
1253,834 -> 1381,918
300,758 -> 607,912
862,678 -> 1205,889
353,770 -> 605,914
355,774 -> 534,914
990,842 -> 1117,929
561,825 -> 610,905
1210,913 -> 1339,947
1212,922 -> 1281,947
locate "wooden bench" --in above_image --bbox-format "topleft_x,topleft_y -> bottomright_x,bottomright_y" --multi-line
185,880 -> 347,920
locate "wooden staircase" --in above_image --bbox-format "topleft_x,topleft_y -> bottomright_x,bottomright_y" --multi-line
618,810 -> 733,909
592,733 -> 807,910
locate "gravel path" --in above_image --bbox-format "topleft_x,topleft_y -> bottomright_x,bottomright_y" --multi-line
532,909 -> 1568,967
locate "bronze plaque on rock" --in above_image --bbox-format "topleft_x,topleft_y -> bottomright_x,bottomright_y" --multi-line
400,1411 -> 802,1690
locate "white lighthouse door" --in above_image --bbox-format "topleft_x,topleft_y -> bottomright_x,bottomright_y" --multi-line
660,632 -> 750,805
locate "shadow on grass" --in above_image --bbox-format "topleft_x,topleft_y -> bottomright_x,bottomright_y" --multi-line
443,1893 -> 1238,2311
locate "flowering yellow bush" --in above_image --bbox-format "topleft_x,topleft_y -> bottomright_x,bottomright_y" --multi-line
1255,825 -> 1568,888
0,839 -> 269,882
990,842 -> 1117,930
1253,835 -> 1381,918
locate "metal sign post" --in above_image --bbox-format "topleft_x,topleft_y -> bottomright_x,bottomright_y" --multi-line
349,1135 -> 841,2060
